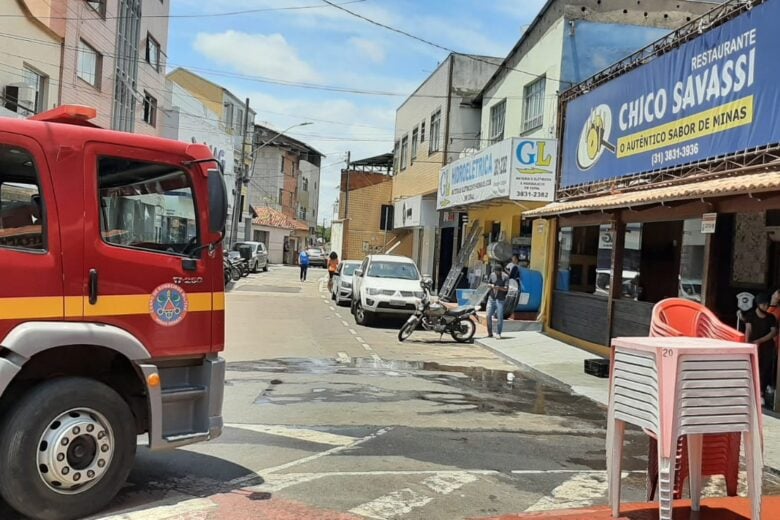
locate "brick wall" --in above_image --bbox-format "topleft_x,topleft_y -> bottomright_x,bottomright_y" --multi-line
339,174 -> 401,261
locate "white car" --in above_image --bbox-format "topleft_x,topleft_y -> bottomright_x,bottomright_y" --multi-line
351,255 -> 424,326
331,260 -> 361,306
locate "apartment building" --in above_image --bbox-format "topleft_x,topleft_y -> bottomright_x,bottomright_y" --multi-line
248,124 -> 323,237
56,0 -> 169,134
0,1 -> 65,118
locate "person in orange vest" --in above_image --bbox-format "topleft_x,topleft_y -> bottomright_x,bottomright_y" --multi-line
327,251 -> 339,291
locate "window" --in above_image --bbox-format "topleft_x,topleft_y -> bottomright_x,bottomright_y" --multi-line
236,108 -> 244,132
85,0 -> 106,16
145,34 -> 161,72
380,204 -> 393,231
489,99 -> 506,144
400,136 -> 409,170
420,121 -> 425,143
393,141 -> 399,172
278,188 -> 283,205
0,145 -> 45,251
98,158 -> 199,256
224,104 -> 234,128
556,225 -> 600,295
142,92 -> 157,126
280,157 -> 285,174
22,67 -> 46,114
367,261 -> 419,280
679,219 -> 705,302
302,177 -> 308,192
522,77 -> 546,133
429,109 -> 441,153
314,181 -> 317,190
77,40 -> 101,88
411,127 -> 419,161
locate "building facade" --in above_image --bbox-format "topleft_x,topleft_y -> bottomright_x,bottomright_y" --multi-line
437,0 -> 725,304
524,0 -> 777,357
392,53 -> 503,283
0,1 -> 65,118
248,125 -> 323,238
167,68 -> 256,242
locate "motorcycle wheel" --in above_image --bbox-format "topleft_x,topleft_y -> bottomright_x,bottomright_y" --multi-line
451,318 -> 476,343
230,266 -> 241,281
240,264 -> 249,277
398,316 -> 419,342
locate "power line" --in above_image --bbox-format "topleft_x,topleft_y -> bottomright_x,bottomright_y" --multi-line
320,0 -> 571,86
0,0 -> 367,21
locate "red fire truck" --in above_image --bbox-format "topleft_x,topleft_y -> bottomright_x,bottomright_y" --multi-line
0,106 -> 228,520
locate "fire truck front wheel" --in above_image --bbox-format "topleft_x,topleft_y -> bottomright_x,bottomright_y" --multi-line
0,377 -> 136,520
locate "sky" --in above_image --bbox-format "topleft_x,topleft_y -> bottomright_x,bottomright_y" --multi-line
168,0 -> 549,224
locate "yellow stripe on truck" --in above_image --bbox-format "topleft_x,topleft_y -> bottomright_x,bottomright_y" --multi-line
0,296 -> 63,320
0,292 -> 222,320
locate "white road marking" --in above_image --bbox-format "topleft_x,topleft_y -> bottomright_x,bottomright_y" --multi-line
234,427 -> 392,484
355,336 -> 364,342
350,489 -> 433,520
349,471 -> 477,519
348,328 -> 357,335
335,313 -> 342,318
341,320 -> 350,327
371,353 -> 382,362
422,472 -> 479,494
336,352 -> 351,364
362,344 -> 372,351
98,497 -> 217,520
524,472 -> 608,512
329,306 -> 335,311
224,423 -> 357,446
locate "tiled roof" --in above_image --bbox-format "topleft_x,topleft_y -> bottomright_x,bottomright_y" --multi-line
252,207 -> 309,231
524,171 -> 780,218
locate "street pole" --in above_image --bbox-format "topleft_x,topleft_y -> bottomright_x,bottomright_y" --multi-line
229,97 -> 251,247
343,151 -> 351,219
383,205 -> 389,250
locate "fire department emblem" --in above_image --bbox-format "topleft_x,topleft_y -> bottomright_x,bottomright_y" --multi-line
150,284 -> 189,327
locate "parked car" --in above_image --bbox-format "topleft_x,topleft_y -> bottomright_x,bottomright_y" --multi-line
306,247 -> 327,268
232,241 -> 268,273
331,260 -> 361,305
351,255 -> 424,325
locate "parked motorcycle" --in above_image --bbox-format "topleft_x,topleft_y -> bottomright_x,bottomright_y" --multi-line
224,253 -> 242,282
227,251 -> 250,277
398,279 -> 476,343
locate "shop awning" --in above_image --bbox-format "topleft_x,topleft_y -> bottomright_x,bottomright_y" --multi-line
523,171 -> 780,218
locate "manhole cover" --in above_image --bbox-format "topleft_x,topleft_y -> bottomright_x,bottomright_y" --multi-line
235,285 -> 301,293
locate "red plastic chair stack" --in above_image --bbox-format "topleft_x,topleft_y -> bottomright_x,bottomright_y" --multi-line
646,298 -> 743,501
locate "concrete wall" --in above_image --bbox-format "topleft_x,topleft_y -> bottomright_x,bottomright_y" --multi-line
249,147 -> 284,212
0,1 -> 62,117
251,225 -> 288,264
299,159 -> 320,231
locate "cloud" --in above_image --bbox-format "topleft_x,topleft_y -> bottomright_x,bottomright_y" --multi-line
349,37 -> 386,64
193,31 -> 319,83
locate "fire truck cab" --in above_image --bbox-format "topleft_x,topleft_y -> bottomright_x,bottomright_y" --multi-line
0,106 -> 228,520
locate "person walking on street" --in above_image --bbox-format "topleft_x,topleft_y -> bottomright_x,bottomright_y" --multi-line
486,265 -> 509,339
299,249 -> 310,281
327,252 -> 339,291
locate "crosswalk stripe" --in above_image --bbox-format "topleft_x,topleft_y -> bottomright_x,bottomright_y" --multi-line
224,423 -> 358,446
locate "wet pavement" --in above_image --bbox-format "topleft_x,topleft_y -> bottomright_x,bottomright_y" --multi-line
2,266 -> 778,519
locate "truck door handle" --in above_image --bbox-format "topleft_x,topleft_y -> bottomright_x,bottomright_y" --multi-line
89,269 -> 98,305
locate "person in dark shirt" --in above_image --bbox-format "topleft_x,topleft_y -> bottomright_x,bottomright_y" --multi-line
486,265 -> 509,339
507,255 -> 521,285
746,292 -> 778,402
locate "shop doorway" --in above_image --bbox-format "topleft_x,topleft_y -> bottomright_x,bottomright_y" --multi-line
638,221 -> 683,303
438,227 -> 454,288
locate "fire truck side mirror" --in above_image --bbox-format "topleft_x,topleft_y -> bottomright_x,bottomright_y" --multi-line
207,169 -> 228,234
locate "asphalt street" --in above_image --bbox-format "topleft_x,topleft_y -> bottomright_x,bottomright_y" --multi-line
2,265 -> 778,519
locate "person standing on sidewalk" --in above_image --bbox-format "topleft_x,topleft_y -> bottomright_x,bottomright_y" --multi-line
327,252 -> 339,291
486,265 -> 509,339
746,292 -> 778,405
299,249 -> 310,281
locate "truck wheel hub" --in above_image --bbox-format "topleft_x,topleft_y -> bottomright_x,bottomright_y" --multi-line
37,408 -> 114,494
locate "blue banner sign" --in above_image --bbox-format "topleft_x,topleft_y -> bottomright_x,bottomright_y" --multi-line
560,0 -> 780,188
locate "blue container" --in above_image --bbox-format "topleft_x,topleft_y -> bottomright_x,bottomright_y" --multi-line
456,289 -> 475,306
515,268 -> 543,312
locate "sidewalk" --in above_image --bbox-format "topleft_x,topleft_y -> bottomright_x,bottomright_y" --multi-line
476,331 -> 780,474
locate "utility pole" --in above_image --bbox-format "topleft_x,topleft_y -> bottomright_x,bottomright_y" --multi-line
343,151 -> 351,220
229,97 -> 251,247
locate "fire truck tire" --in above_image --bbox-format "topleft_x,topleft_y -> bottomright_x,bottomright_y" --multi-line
0,377 -> 136,520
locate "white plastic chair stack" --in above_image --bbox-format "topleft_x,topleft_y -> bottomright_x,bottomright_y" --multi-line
607,336 -> 763,520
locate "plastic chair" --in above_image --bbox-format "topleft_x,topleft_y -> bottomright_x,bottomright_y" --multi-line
645,298 -> 744,502
607,336 -> 763,520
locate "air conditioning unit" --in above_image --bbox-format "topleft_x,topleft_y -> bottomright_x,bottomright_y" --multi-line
3,83 -> 36,114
